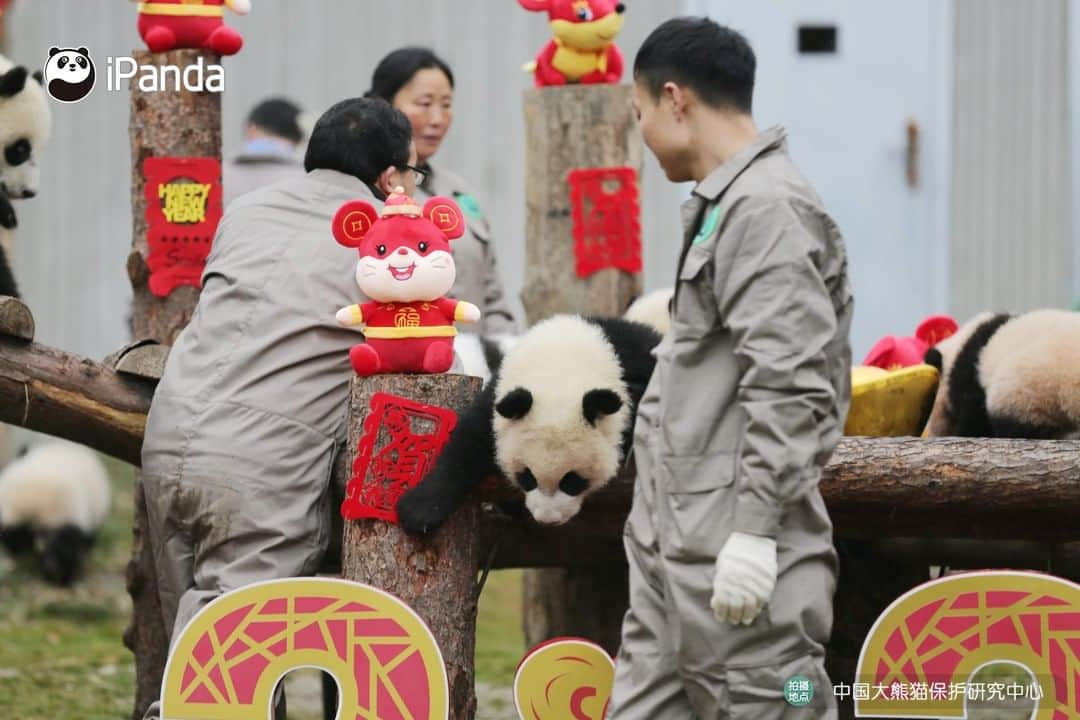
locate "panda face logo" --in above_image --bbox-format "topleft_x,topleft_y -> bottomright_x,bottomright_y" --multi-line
43,46 -> 95,103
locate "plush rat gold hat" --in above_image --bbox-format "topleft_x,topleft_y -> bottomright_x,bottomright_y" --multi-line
380,186 -> 422,217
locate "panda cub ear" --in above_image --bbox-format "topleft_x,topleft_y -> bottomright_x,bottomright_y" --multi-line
583,388 -> 622,426
0,66 -> 28,98
495,387 -> 533,419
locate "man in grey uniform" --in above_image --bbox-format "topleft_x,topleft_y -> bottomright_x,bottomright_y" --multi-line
608,18 -> 854,719
140,97 -> 419,720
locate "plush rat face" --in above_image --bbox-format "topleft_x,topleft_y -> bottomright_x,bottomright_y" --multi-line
333,190 -> 465,303
519,0 -> 626,51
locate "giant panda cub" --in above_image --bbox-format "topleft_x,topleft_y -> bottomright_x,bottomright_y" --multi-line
397,315 -> 661,532
0,53 -> 52,298
923,309 -> 1080,439
0,442 -> 111,585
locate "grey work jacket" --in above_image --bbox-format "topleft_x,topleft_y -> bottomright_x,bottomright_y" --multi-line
418,164 -> 517,335
636,126 -> 854,540
142,169 -> 374,487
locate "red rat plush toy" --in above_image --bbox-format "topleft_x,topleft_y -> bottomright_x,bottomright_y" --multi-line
333,188 -> 481,376
519,0 -> 626,86
134,0 -> 250,56
863,314 -> 958,370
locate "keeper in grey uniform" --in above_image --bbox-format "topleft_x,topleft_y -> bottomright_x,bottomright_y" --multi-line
139,97 -> 420,720
608,18 -> 854,719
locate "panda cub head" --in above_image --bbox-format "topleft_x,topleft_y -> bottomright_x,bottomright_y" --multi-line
492,315 -> 630,525
0,54 -> 51,203
0,442 -> 111,586
42,47 -> 95,104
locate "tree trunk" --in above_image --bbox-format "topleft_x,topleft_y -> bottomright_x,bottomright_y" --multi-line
340,373 -> 484,720
123,49 -> 220,720
519,84 -> 643,656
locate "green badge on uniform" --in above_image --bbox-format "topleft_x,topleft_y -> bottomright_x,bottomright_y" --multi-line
692,205 -> 722,245
453,192 -> 483,221
784,675 -> 814,707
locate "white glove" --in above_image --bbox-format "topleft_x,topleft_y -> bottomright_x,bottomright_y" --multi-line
225,0 -> 252,15
711,531 -> 778,626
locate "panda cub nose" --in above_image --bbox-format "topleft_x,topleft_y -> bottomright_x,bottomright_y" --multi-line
616,3 -> 626,13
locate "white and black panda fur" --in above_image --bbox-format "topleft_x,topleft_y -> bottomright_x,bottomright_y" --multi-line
0,441 -> 111,585
624,287 -> 673,336
923,309 -> 1080,439
397,315 -> 661,532
0,53 -> 52,298
452,332 -> 520,386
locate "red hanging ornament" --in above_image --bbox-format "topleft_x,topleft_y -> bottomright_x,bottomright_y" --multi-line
567,166 -> 642,278
341,392 -> 459,523
143,157 -> 222,298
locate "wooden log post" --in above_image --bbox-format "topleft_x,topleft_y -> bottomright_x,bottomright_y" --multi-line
340,373 -> 484,720
520,84 -> 643,654
123,49 -> 220,720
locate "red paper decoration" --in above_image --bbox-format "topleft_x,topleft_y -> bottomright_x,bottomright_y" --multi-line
143,157 -> 222,298
567,166 -> 642,278
341,392 -> 458,523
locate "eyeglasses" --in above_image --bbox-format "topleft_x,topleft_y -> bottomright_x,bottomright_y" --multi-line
402,164 -> 428,186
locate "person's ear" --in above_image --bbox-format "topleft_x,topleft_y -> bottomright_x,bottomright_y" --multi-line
663,82 -> 688,119
374,166 -> 397,197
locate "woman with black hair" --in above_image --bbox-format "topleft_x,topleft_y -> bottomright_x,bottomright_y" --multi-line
367,47 -> 517,337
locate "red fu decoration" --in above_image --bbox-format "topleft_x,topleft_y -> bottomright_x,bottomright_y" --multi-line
143,157 -> 222,298
341,393 -> 458,523
568,166 -> 642,278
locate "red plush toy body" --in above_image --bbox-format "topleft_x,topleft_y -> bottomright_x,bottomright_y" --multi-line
519,0 -> 626,86
333,189 -> 481,376
135,0 -> 250,56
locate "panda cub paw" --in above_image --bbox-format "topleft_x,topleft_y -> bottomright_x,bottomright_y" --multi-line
0,196 -> 16,230
396,476 -> 456,535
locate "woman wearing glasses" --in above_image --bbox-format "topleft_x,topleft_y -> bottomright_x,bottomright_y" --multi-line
366,47 -> 518,337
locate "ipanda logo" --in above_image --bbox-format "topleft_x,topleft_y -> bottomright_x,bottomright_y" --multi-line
43,45 -> 225,103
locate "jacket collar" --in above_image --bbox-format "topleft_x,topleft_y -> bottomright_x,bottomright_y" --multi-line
692,125 -> 787,202
306,168 -> 379,200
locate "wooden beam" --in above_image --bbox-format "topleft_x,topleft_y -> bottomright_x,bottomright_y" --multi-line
0,335 -> 153,465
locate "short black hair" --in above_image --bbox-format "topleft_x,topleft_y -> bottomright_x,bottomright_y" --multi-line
366,47 -> 454,103
634,17 -> 756,113
247,97 -> 304,144
303,97 -> 412,186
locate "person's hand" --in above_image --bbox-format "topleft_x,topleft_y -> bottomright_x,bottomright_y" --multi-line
459,302 -> 481,323
711,531 -> 777,625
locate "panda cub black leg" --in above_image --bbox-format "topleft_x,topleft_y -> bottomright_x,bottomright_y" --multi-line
396,383 -> 501,534
989,414 -> 1070,440
0,244 -> 20,298
0,195 -> 16,230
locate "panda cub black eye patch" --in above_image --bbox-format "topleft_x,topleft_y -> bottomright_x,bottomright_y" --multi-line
516,468 -> 538,492
559,472 -> 588,497
4,139 -> 31,167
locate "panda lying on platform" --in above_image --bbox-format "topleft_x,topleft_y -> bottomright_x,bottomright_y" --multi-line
0,442 -> 111,585
397,315 -> 661,532
924,309 -> 1080,439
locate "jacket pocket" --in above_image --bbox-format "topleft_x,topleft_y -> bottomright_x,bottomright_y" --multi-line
659,452 -> 736,562
672,247 -> 717,342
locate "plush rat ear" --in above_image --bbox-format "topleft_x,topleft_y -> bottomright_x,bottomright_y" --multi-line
518,0 -> 550,11
332,200 -> 379,248
422,196 -> 466,240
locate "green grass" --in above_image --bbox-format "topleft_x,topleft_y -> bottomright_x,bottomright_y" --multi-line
0,454 -> 525,719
